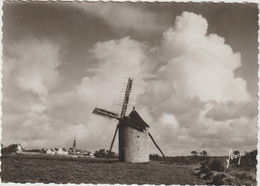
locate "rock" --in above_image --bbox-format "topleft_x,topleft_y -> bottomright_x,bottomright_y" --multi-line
193,170 -> 200,176
199,173 -> 206,179
199,161 -> 210,172
212,173 -> 227,185
208,159 -> 226,172
203,171 -> 218,180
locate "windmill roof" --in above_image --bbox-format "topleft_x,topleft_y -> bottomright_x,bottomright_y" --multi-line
128,110 -> 150,128
122,109 -> 149,131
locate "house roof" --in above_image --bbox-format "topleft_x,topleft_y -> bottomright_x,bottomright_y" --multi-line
121,108 -> 149,132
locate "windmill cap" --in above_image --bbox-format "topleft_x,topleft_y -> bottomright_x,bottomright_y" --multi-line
128,109 -> 150,128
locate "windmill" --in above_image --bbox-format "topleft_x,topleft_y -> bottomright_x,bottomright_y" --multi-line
93,78 -> 168,163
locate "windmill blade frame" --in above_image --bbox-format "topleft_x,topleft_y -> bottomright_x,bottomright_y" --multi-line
93,108 -> 119,120
107,78 -> 133,160
119,78 -> 133,118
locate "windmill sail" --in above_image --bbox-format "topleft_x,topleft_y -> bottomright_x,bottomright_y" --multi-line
120,78 -> 133,118
109,78 -> 133,160
92,78 -> 134,161
93,108 -> 119,120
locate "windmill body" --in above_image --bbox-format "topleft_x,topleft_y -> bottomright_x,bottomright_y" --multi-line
119,107 -> 150,163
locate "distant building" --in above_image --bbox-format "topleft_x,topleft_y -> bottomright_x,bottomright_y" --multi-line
68,148 -> 74,155
75,149 -> 82,155
46,148 -> 55,155
84,152 -> 95,158
73,136 -> 76,151
15,144 -> 23,154
56,148 -> 68,155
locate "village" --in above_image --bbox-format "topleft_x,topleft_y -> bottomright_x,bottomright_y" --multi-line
3,137 -> 95,158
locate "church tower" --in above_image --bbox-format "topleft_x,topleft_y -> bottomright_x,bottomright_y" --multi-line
73,136 -> 76,151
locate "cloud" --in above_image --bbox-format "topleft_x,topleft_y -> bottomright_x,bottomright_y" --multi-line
137,12 -> 255,155
159,113 -> 180,128
156,12 -> 251,103
75,12 -> 255,155
2,38 -> 63,147
205,100 -> 257,121
2,11 -> 256,156
190,104 -> 257,150
73,3 -> 168,34
77,36 -> 147,111
4,38 -> 62,99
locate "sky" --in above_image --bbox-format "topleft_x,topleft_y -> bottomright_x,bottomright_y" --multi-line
2,2 -> 258,156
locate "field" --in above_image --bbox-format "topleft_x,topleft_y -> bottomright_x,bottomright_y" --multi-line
1,154 -> 206,184
1,154 -> 256,185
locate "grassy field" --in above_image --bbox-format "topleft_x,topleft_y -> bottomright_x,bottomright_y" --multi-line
1,154 -> 206,184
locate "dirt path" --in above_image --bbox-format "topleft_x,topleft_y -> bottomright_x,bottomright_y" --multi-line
1,156 -> 206,184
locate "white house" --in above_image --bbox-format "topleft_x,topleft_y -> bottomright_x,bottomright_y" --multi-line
82,151 -> 95,158
46,148 -> 55,155
15,144 -> 23,154
56,148 -> 68,155
88,153 -> 95,158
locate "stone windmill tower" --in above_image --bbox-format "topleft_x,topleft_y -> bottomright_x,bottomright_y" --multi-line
93,78 -> 167,163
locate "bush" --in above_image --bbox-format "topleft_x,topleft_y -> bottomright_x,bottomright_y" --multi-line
211,173 -> 238,185
240,150 -> 257,169
94,149 -> 117,158
208,159 -> 226,172
149,154 -> 160,161
1,144 -> 18,154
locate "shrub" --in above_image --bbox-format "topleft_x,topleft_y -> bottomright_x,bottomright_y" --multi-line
199,161 -> 210,172
94,149 -> 117,158
1,144 -> 18,154
212,173 -> 238,185
149,154 -> 160,161
240,150 -> 257,169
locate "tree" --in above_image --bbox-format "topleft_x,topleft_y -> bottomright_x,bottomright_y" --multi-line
149,154 -> 160,161
1,144 -> 18,154
94,149 -> 117,158
200,150 -> 208,156
233,150 -> 240,156
191,151 -> 198,156
94,149 -> 106,158
106,149 -> 116,158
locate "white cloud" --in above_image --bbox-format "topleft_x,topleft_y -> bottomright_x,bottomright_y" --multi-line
5,38 -> 61,99
2,38 -> 63,147
78,36 -> 147,112
159,113 -> 179,128
74,4 -> 167,34
156,11 -> 251,103
2,11 -> 256,156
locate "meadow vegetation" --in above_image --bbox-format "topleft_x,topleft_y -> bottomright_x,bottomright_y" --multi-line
1,150 -> 256,185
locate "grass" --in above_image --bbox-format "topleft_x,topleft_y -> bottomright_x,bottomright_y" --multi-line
1,154 -> 206,184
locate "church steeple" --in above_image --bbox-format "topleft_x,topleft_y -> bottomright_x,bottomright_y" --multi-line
73,136 -> 76,150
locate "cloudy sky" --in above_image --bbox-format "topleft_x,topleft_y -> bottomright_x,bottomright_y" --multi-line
2,2 -> 258,156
